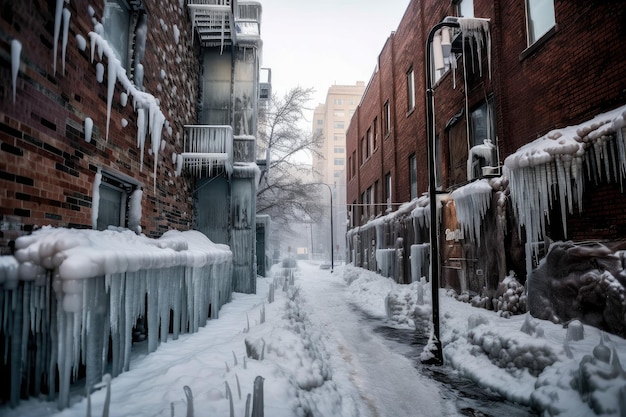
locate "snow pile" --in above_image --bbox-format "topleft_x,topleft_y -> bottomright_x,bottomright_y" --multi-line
11,227 -> 231,283
243,273 -> 360,416
494,272 -> 527,317
341,265 -> 626,416
385,280 -> 426,327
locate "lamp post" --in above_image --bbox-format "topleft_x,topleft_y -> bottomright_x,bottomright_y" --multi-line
424,17 -> 460,366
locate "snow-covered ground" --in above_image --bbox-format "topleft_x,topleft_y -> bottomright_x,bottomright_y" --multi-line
4,261 -> 625,417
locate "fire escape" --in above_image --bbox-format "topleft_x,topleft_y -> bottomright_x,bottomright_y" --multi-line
182,0 -> 264,178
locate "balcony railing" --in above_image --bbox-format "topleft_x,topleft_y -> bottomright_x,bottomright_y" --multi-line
182,125 -> 233,177
233,2 -> 262,46
187,0 -> 233,48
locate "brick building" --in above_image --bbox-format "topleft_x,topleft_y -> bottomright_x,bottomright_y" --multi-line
0,0 -> 266,408
346,0 -> 626,295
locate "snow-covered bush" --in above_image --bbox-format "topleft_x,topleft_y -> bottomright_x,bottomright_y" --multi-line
494,272 -> 527,317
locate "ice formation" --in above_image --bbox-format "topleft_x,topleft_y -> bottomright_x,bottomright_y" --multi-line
52,0 -> 63,74
173,24 -> 180,44
2,227 -> 233,408
450,179 -> 493,244
410,243 -> 430,282
96,62 -> 104,82
375,248 -> 395,278
76,33 -> 86,51
84,117 -> 93,143
10,39 -> 21,103
504,105 -> 626,275
458,17 -> 491,79
61,8 -> 71,74
86,28 -> 168,189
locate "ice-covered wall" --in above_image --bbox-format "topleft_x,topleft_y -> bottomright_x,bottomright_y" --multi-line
504,105 -> 626,277
0,228 -> 232,409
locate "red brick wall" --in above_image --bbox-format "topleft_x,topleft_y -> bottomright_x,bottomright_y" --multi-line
0,0 -> 200,250
497,1 -> 626,155
347,0 -> 626,231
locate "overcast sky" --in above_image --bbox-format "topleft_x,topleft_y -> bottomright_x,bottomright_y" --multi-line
259,0 -> 411,126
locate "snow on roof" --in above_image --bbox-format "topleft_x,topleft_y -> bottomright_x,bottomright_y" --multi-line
2,227 -> 231,287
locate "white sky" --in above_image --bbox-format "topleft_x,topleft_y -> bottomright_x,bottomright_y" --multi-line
259,0 -> 411,124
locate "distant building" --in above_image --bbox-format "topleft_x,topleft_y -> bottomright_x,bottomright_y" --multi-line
347,0 -> 626,294
311,82 -> 365,259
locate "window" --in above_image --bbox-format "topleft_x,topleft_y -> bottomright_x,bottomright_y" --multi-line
432,29 -> 453,84
104,0 -> 131,69
361,137 -> 367,164
383,100 -> 391,136
367,127 -> 374,154
407,67 -> 415,111
333,110 -> 345,118
96,170 -> 141,231
470,98 -> 496,148
334,134 -> 341,141
385,173 -> 392,211
334,147 -> 345,153
409,154 -> 417,199
334,158 -> 344,165
366,186 -> 373,219
361,191 -> 367,220
348,156 -> 352,178
316,119 -> 323,125
457,0 -> 474,17
526,0 -> 555,44
334,171 -> 341,178
333,99 -> 344,105
373,117 -> 378,149
373,180 -> 379,216
351,151 -> 356,177
334,121 -> 345,129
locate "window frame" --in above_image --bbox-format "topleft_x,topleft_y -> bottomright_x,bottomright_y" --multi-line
385,172 -> 392,212
525,0 -> 556,45
96,170 -> 141,231
383,100 -> 391,137
104,0 -> 132,70
406,67 -> 416,112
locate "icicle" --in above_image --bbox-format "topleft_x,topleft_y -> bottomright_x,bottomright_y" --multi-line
61,8 -> 70,75
105,57 -> 117,141
137,108 -> 147,172
11,39 -> 21,104
52,0 -> 63,75
85,117 -> 93,143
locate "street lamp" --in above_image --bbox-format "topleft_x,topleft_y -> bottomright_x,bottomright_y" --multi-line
309,182 -> 334,273
424,16 -> 460,366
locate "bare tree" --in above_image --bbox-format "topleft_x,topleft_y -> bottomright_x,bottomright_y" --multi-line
256,87 -> 325,236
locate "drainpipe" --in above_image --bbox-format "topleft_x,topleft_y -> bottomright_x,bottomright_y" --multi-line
424,16 -> 460,366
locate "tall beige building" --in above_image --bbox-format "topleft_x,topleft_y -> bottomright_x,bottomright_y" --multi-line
312,82 -> 366,261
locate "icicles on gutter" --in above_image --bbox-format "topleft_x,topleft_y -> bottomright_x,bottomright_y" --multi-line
450,179 -> 493,244
458,17 -> 492,79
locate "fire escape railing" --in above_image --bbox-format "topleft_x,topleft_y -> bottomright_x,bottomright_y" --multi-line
182,125 -> 233,177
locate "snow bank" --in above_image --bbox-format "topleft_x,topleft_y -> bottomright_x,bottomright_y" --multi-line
342,265 -> 626,416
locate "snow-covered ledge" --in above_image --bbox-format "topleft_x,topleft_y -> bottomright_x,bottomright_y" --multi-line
0,227 -> 233,409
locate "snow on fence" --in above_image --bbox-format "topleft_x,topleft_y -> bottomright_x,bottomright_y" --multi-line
0,228 -> 233,410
